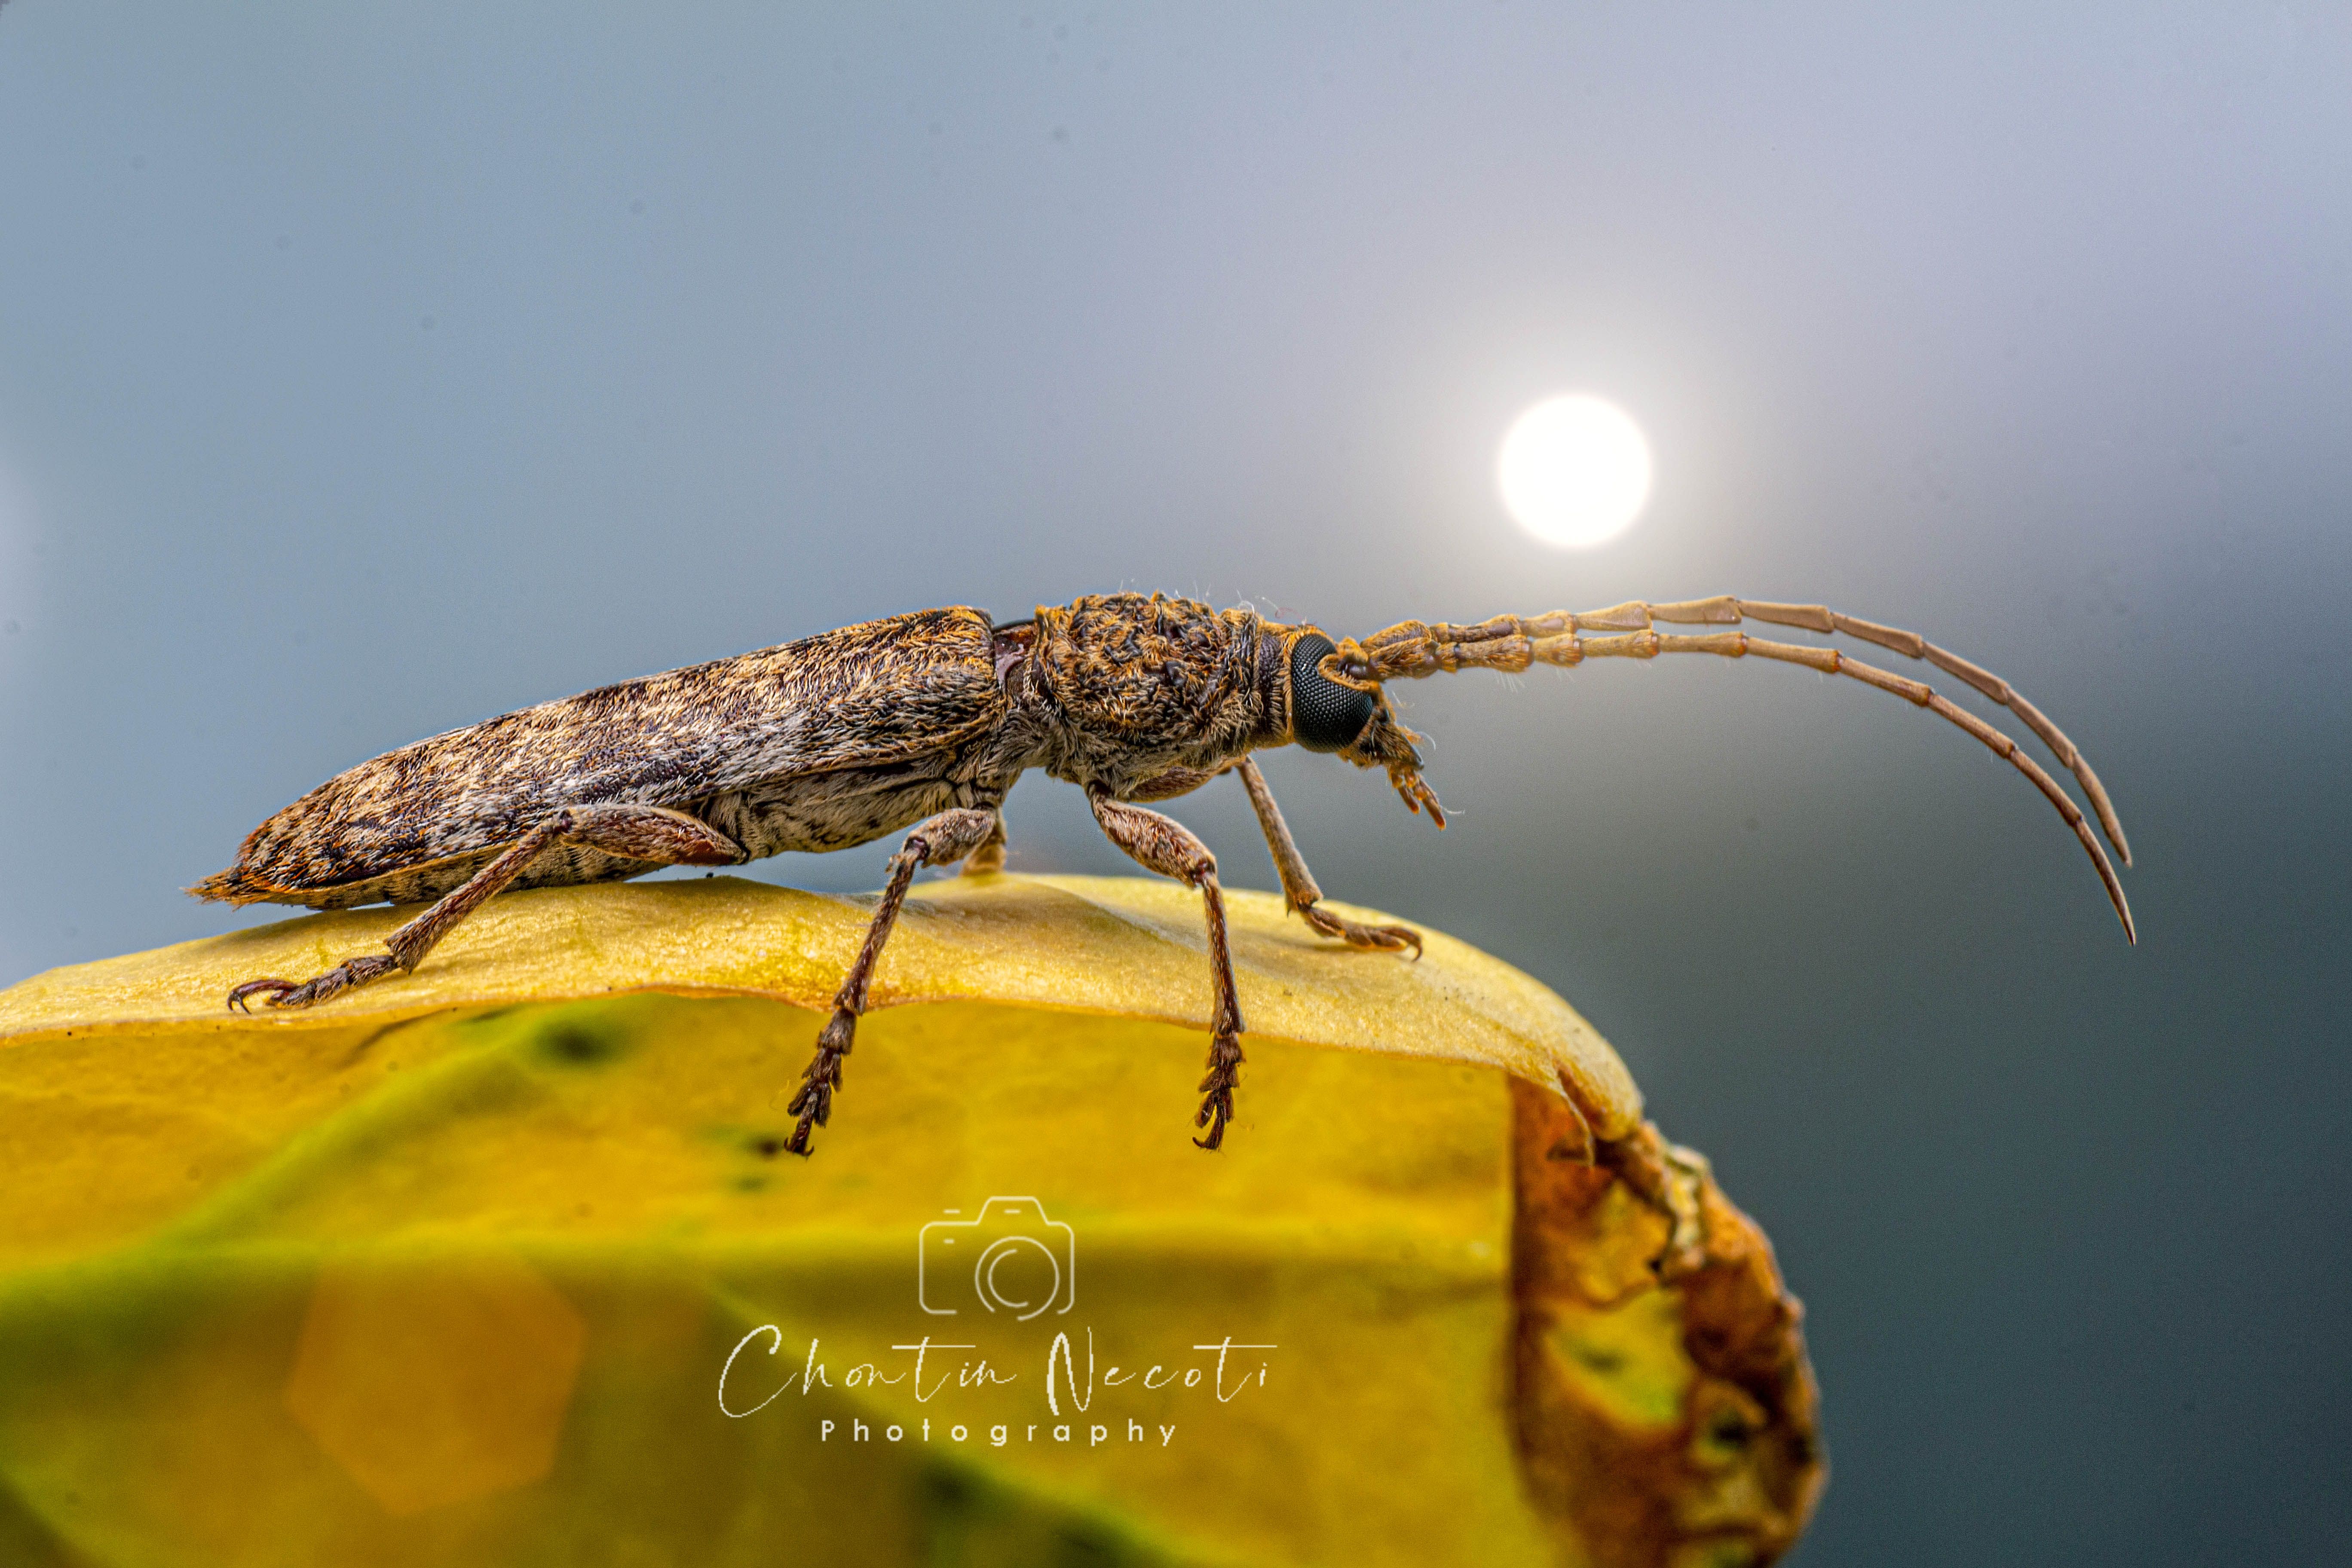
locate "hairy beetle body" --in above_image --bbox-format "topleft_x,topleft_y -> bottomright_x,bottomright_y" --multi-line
199,588 -> 2132,1164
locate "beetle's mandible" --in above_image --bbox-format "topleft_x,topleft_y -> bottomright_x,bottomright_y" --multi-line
196,592 -> 2135,1154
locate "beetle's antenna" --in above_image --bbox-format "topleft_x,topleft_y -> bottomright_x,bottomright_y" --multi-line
1329,597 -> 2136,942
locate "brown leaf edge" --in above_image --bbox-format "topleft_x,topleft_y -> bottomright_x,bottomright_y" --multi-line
1513,1077 -> 1828,1566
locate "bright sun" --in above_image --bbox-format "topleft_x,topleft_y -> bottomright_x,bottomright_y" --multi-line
1496,394 -> 1653,548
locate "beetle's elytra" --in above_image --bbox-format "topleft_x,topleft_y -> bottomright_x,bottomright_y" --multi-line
198,591 -> 2133,1155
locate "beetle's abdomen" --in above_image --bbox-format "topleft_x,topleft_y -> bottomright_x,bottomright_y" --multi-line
193,607 -> 1007,908
693,757 -> 966,861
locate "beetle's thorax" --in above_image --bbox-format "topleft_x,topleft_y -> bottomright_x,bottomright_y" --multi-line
1009,594 -> 1289,795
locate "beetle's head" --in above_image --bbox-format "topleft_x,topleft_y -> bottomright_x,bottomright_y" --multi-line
1283,628 -> 1447,827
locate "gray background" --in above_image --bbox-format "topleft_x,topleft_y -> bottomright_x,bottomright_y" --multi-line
2,3 -> 2346,1562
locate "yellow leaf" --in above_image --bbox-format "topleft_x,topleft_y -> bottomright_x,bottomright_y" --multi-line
0,874 -> 1821,1566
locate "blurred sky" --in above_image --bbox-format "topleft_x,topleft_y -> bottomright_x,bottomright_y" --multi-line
2,4 -> 2347,1563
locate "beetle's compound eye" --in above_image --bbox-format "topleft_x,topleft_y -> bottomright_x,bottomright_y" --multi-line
1289,633 -> 1377,753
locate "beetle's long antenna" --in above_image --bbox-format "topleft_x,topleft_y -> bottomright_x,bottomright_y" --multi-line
1327,597 -> 2135,942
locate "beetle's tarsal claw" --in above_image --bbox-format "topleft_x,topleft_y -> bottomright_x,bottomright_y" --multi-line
785,1009 -> 858,1153
1191,1031 -> 1243,1151
782,1115 -> 819,1158
226,953 -> 401,1012
783,1086 -> 828,1156
1298,901 -> 1423,958
226,978 -> 297,1013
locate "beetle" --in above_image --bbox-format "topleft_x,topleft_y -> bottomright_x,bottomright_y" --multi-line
199,591 -> 2133,1154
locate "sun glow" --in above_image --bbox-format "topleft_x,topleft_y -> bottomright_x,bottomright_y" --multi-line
1496,395 -> 1653,548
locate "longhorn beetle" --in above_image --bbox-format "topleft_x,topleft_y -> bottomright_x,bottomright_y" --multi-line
199,592 -> 2134,1154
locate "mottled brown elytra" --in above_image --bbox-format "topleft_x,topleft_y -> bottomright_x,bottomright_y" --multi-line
198,592 -> 2133,1155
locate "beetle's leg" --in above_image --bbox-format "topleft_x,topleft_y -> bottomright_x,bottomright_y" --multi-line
960,810 -> 1009,876
225,804 -> 746,1011
1231,757 -> 1421,957
785,807 -> 1001,1155
1085,789 -> 1247,1151
1126,766 -> 1224,803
